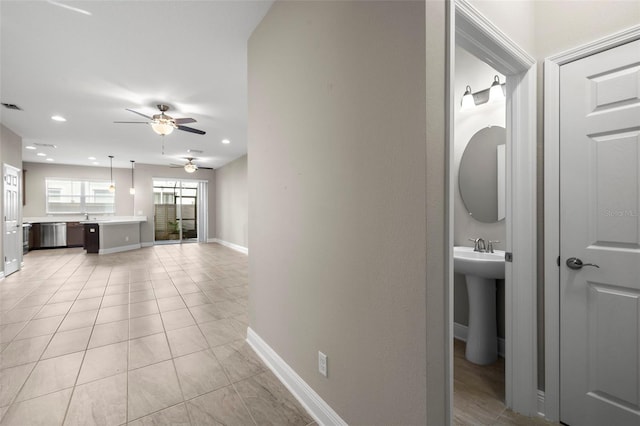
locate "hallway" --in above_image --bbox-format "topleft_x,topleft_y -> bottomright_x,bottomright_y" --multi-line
0,244 -> 314,425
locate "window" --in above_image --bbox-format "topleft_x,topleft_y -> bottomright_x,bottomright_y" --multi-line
46,178 -> 115,214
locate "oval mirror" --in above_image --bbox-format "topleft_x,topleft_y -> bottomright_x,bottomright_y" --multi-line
459,126 -> 506,223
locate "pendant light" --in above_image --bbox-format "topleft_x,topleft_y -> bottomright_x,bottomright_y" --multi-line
489,75 -> 505,103
129,160 -> 135,195
460,85 -> 475,111
108,155 -> 115,192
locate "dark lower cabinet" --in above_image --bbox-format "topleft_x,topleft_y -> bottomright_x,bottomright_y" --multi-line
29,223 -> 41,249
84,223 -> 99,253
66,222 -> 84,247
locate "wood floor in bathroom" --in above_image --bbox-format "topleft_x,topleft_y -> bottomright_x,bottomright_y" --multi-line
453,339 -> 559,426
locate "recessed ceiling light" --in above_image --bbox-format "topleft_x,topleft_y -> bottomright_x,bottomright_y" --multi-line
88,156 -> 96,160
46,158 -> 54,162
51,115 -> 66,122
37,152 -> 47,157
25,146 -> 36,150
92,162 -> 99,165
222,139 -> 230,144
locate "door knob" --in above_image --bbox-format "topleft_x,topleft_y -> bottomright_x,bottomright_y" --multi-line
566,257 -> 600,270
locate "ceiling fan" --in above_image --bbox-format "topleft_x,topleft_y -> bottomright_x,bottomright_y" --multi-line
170,157 -> 213,173
115,104 -> 206,135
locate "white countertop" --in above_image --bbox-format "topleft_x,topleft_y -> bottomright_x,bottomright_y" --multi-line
24,216 -> 147,224
82,217 -> 147,226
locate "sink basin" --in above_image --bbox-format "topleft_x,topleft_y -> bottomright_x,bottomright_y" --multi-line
453,246 -> 505,279
454,246 -> 506,365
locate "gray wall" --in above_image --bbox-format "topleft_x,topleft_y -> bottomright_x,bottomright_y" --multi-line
22,162 -> 216,244
23,162 -> 134,218
470,0 -> 640,391
1,124 -> 23,277
215,155 -> 248,248
453,46 -> 506,338
248,1 -> 431,424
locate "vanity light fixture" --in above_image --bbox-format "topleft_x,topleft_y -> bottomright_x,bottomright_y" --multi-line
25,146 -> 37,150
221,139 -> 231,144
460,75 -> 506,111
51,115 -> 67,122
129,160 -> 136,195
108,155 -> 115,193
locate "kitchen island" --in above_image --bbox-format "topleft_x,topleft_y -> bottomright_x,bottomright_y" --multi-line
24,216 -> 147,255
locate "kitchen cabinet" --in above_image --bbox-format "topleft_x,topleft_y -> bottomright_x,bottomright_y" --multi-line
66,222 -> 84,247
84,223 -> 99,254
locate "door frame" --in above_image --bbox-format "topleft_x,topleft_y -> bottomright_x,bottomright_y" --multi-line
152,177 -> 208,245
3,163 -> 23,278
543,24 -> 640,423
448,0 -> 538,418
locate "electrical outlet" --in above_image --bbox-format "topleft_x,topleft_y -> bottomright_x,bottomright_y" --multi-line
318,351 -> 328,377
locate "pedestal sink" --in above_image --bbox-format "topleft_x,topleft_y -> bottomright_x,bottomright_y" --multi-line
454,246 -> 505,365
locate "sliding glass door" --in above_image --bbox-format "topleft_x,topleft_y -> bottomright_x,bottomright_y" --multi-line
153,179 -> 205,244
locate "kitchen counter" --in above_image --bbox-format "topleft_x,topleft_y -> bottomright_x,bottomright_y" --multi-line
24,216 -> 147,224
24,216 -> 147,254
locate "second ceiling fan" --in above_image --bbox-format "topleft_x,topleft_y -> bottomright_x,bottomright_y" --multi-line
115,104 -> 206,135
171,157 -> 213,173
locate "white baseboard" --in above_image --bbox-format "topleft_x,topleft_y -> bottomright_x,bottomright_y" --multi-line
246,327 -> 346,426
537,390 -> 545,418
141,242 -> 154,248
453,322 -> 505,358
211,238 -> 248,255
98,243 -> 142,255
0,271 -> 4,281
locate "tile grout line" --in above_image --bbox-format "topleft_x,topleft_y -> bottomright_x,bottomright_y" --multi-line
2,262 -> 93,418
61,265 -> 109,426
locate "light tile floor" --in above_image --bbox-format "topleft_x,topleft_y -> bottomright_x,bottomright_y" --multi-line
0,244 -> 315,426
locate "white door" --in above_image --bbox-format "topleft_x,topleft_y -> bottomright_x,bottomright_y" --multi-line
3,164 -> 21,277
560,39 -> 640,426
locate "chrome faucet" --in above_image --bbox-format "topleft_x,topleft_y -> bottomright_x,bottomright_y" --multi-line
487,240 -> 500,253
468,238 -> 486,252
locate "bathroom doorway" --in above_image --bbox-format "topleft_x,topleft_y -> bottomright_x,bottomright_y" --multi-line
452,43 -> 508,422
448,0 -> 537,420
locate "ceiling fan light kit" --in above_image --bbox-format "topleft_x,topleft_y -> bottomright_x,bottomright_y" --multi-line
184,163 -> 197,173
151,120 -> 175,136
116,104 -> 206,136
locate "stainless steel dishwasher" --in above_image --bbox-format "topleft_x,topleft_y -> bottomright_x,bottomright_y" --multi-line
40,222 -> 67,248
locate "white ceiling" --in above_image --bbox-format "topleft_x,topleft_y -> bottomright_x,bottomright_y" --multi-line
0,0 -> 272,169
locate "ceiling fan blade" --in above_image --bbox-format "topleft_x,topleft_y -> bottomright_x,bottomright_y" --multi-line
197,166 -> 214,170
177,125 -> 206,135
125,108 -> 153,120
174,118 -> 197,124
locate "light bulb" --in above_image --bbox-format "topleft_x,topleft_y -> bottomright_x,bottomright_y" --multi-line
489,75 -> 504,103
461,85 -> 475,111
129,188 -> 136,195
184,163 -> 197,173
108,184 -> 115,193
